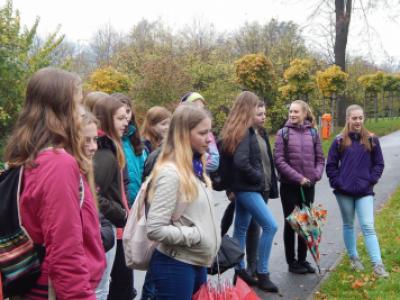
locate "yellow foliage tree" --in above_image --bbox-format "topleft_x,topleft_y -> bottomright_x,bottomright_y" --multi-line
234,53 -> 275,103
316,65 -> 348,98
86,66 -> 130,94
279,59 -> 315,101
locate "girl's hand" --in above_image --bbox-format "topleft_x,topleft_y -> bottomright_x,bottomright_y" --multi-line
300,177 -> 311,186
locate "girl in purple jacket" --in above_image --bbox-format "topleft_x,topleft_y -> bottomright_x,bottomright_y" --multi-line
326,104 -> 388,278
274,100 -> 325,274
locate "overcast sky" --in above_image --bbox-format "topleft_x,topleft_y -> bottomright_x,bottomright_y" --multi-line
4,0 -> 400,66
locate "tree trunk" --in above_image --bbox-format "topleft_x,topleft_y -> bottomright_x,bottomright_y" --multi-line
334,0 -> 352,126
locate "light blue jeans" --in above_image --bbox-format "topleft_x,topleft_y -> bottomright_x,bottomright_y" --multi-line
95,227 -> 117,300
336,194 -> 383,264
233,191 -> 278,274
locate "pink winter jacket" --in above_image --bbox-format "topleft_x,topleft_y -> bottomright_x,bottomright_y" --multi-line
274,121 -> 325,185
20,149 -> 106,300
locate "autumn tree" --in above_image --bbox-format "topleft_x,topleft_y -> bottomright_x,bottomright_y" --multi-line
86,66 -> 130,94
0,0 -> 65,138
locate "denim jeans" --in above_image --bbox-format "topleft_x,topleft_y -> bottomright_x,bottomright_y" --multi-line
336,193 -> 383,264
149,250 -> 206,300
96,226 -> 117,300
141,269 -> 156,300
233,191 -> 277,274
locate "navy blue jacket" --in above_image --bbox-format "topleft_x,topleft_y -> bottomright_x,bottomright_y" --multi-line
326,132 -> 384,197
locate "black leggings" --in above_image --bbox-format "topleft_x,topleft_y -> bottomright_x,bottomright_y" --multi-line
280,183 -> 314,264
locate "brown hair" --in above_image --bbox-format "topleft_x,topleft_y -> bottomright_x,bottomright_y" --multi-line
83,91 -> 109,112
340,104 -> 373,152
220,91 -> 259,155
111,93 -> 143,155
4,67 -> 90,175
92,95 -> 126,168
141,106 -> 172,151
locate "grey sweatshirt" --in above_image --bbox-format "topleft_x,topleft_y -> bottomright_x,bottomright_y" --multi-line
146,164 -> 221,267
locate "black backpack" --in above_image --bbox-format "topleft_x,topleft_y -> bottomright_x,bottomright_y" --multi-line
0,167 -> 44,298
209,139 -> 234,192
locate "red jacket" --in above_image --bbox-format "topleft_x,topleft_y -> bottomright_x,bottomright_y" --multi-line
20,149 -> 106,300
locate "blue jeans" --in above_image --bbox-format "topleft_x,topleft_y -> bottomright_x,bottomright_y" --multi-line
233,191 -> 278,274
149,250 -> 206,300
96,227 -> 117,300
336,193 -> 383,264
141,269 -> 156,300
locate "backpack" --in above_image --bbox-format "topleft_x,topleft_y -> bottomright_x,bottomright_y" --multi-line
0,166 -> 84,298
209,139 -> 234,192
123,167 -> 186,270
280,126 -> 318,162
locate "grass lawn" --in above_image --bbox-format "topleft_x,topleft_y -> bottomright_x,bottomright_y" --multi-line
313,186 -> 400,300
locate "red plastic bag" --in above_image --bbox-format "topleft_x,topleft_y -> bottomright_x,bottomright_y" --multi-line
193,278 -> 260,300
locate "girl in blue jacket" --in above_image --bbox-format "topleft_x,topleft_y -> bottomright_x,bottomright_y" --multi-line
326,104 -> 388,278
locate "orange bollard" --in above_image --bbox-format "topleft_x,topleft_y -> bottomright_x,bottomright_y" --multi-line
321,113 -> 332,140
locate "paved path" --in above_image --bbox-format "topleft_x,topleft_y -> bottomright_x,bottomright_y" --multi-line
134,130 -> 400,300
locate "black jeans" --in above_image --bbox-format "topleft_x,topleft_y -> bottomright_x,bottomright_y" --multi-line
220,194 -> 268,274
108,240 -> 136,300
280,183 -> 314,265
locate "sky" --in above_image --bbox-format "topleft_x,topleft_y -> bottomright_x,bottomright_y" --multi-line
4,0 -> 400,66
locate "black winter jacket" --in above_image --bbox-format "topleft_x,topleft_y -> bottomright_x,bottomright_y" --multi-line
93,134 -> 127,228
230,127 -> 278,198
99,212 -> 115,252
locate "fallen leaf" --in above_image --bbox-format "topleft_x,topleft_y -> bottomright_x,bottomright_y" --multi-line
351,279 -> 364,289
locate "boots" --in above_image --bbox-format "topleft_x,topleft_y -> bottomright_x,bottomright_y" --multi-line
233,269 -> 258,286
256,273 -> 279,293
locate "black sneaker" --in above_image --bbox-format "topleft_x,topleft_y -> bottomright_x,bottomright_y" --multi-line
257,273 -> 279,293
299,261 -> 316,273
288,261 -> 308,274
233,269 -> 258,286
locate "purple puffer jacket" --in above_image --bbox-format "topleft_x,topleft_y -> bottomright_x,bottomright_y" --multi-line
274,121 -> 325,185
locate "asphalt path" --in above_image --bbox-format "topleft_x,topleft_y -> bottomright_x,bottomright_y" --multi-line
134,130 -> 400,300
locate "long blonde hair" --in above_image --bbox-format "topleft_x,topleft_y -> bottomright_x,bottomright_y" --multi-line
149,104 -> 211,203
81,110 -> 100,206
340,104 -> 373,152
290,99 -> 316,127
5,67 -> 91,176
220,91 -> 259,155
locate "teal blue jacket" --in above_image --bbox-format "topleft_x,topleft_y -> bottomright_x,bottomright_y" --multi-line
122,125 -> 147,206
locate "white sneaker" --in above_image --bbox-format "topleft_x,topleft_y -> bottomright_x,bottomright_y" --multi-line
373,263 -> 389,278
350,257 -> 365,271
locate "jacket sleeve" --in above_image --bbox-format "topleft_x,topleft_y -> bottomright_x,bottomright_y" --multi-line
94,151 -> 127,227
273,130 -> 304,184
325,138 -> 341,188
206,132 -> 220,173
99,213 -> 115,252
41,155 -> 96,299
370,137 -> 384,184
233,132 -> 262,184
314,134 -> 326,182
146,166 -> 201,247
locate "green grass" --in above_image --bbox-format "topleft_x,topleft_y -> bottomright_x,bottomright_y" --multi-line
313,186 -> 400,300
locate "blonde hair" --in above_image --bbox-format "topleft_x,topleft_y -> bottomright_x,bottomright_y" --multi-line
149,104 -> 211,203
340,104 -> 373,152
290,100 -> 316,127
141,106 -> 172,151
220,91 -> 259,155
81,110 -> 100,207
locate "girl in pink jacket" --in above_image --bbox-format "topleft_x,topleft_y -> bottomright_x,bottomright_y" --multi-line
4,68 -> 106,299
